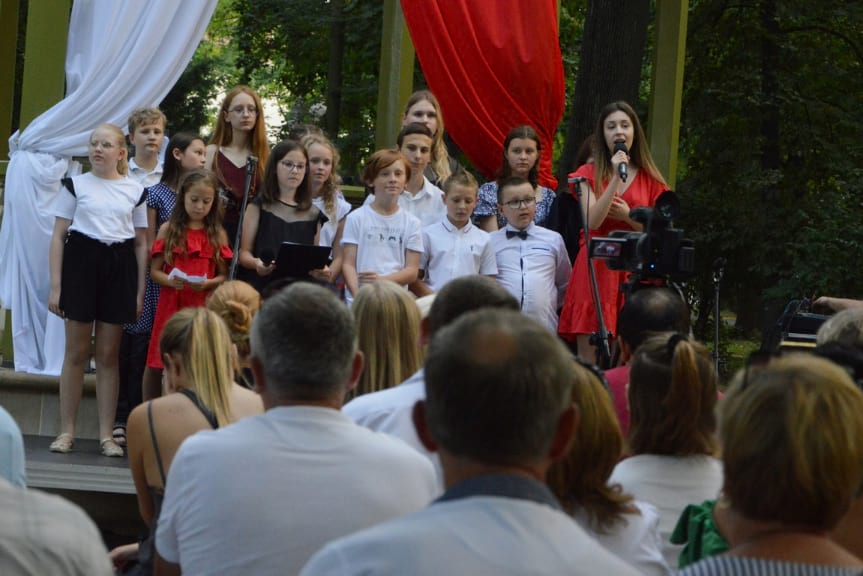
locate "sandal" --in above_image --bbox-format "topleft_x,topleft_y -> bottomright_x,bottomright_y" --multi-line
100,438 -> 124,458
49,433 -> 74,453
112,424 -> 127,448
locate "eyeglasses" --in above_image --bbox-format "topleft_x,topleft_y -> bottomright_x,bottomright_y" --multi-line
229,106 -> 258,116
280,161 -> 306,172
89,140 -> 117,150
502,197 -> 536,209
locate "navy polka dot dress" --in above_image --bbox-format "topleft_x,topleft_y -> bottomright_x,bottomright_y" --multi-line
124,183 -> 177,335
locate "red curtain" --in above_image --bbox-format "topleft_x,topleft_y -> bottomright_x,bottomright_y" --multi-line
401,0 -> 565,188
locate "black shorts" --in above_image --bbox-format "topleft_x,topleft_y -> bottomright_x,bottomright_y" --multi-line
60,231 -> 138,324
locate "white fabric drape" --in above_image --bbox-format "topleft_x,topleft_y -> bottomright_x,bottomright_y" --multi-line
0,0 -> 217,374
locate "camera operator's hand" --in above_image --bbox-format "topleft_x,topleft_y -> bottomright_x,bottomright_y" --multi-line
608,197 -> 631,222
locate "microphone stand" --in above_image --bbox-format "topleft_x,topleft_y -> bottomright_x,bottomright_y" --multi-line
569,176 -> 612,368
228,155 -> 259,280
712,257 -> 726,375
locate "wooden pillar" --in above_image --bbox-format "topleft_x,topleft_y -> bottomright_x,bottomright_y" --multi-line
375,0 -> 415,150
648,0 -> 688,190
0,0 -> 21,168
0,0 -> 71,366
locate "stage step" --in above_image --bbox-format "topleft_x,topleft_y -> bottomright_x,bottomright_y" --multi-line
24,434 -> 134,493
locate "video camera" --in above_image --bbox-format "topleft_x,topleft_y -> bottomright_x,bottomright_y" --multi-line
589,190 -> 694,281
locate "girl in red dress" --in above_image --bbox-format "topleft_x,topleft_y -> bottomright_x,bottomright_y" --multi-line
558,101 -> 668,363
146,170 -> 232,370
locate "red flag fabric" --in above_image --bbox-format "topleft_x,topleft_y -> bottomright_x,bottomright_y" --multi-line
400,0 -> 565,188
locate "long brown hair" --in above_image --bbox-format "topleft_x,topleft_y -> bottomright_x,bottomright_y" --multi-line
547,362 -> 636,533
591,101 -> 667,188
162,169 -> 226,267
210,85 -> 269,185
628,333 -> 718,456
161,132 -> 204,190
497,125 -> 541,188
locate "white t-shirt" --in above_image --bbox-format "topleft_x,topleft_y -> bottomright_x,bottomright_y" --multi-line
301,495 -> 641,576
312,191 -> 352,249
573,500 -> 671,576
488,223 -> 571,333
610,454 -> 724,569
156,406 -> 437,576
341,204 -> 423,301
363,177 -> 446,228
55,172 -> 147,243
420,217 -> 497,292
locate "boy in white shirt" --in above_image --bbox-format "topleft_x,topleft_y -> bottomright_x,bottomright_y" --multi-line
126,108 -> 166,187
363,123 -> 445,227
342,149 -> 423,304
489,176 -> 570,332
415,171 -> 497,296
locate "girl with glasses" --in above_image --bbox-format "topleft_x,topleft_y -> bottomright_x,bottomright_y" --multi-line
205,85 -> 270,246
238,140 -> 326,292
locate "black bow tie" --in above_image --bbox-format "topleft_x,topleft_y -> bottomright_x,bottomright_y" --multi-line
506,229 -> 528,240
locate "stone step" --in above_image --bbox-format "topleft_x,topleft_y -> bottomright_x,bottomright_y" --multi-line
0,366 -> 101,439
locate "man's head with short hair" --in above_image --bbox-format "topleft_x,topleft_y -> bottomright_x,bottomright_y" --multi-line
422,309 -> 575,470
817,308 -> 863,349
427,275 -> 519,336
617,287 -> 691,358
250,283 -> 359,405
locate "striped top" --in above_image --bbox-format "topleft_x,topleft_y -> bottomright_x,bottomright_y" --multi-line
679,556 -> 863,576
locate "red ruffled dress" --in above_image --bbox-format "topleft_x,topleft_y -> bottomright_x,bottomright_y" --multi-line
558,164 -> 665,340
146,228 -> 233,368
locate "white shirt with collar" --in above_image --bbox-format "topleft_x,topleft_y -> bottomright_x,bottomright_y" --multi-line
127,157 -> 164,187
363,177 -> 446,228
488,222 -> 571,333
420,216 -> 497,292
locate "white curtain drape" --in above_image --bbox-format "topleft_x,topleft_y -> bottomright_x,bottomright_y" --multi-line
0,0 -> 217,374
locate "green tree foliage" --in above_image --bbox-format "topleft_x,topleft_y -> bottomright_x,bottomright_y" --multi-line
677,0 -> 863,335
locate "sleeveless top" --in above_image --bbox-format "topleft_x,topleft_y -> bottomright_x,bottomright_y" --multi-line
131,390 -> 219,575
215,150 -> 260,246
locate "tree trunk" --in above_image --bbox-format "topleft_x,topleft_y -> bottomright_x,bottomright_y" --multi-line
325,0 -> 346,138
556,0 -> 651,190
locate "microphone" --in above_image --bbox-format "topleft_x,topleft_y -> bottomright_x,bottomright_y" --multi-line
613,141 -> 628,182
567,176 -> 586,198
246,155 -> 259,175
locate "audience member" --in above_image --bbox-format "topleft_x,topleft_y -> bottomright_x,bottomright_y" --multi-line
607,286 -> 691,436
155,283 -> 436,575
0,477 -> 113,575
207,280 -> 261,389
816,307 -> 863,349
111,308 -> 262,574
415,170 -> 497,296
343,275 -> 519,476
813,296 -> 863,313
302,309 -> 639,575
547,362 -> 670,575
681,355 -> 863,575
0,406 -> 25,487
489,176 -> 570,332
474,125 -> 557,231
610,332 -> 722,569
351,280 -> 422,398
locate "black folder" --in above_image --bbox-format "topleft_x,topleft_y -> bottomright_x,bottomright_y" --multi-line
273,242 -> 332,279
